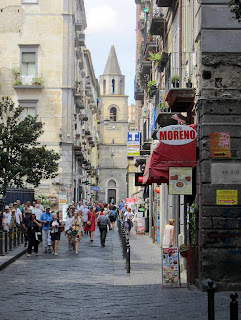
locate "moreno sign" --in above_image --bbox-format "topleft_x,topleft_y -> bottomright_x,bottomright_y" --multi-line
156,125 -> 196,145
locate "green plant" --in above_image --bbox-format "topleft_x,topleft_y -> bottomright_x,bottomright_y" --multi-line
160,102 -> 168,109
184,66 -> 195,83
179,244 -> 188,252
148,51 -> 161,65
32,77 -> 44,86
147,80 -> 157,93
171,75 -> 180,84
12,68 -> 20,79
228,0 -> 241,23
13,80 -> 22,86
38,195 -> 53,208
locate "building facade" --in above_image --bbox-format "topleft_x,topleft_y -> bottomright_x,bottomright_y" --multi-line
0,0 -> 100,205
134,0 -> 241,289
98,46 -> 128,204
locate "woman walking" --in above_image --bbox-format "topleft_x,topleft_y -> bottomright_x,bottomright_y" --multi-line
65,211 -> 73,249
49,213 -> 63,256
109,205 -> 117,231
71,211 -> 83,254
26,214 -> 42,257
124,207 -> 134,236
84,206 -> 96,242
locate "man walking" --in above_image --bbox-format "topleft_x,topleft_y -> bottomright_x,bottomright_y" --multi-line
39,207 -> 52,253
97,210 -> 110,247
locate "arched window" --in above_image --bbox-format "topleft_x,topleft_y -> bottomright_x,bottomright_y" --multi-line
110,106 -> 117,121
108,179 -> 116,188
112,79 -> 115,93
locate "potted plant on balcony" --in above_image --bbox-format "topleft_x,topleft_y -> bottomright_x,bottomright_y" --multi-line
148,50 -> 161,66
147,80 -> 157,97
179,244 -> 188,258
171,75 -> 180,88
184,68 -> 195,88
13,80 -> 22,86
32,77 -> 44,86
146,32 -> 153,42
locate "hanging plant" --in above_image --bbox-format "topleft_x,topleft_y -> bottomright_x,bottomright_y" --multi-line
228,0 -> 241,23
148,50 -> 161,66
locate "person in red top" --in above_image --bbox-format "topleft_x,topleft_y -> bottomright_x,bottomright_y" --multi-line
84,206 -> 96,242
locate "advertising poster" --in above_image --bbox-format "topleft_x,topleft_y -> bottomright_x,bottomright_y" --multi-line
210,132 -> 231,158
135,217 -> 145,234
216,190 -> 238,205
127,131 -> 140,157
162,247 -> 180,287
169,167 -> 192,195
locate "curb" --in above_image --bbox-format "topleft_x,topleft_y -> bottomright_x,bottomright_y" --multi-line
0,247 -> 28,272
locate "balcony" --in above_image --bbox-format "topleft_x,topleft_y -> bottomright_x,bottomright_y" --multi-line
165,88 -> 196,112
142,141 -> 151,150
134,77 -> 144,101
13,73 -> 44,89
74,145 -> 83,157
140,59 -> 151,74
134,156 -> 148,168
76,100 -> 85,110
155,104 -> 176,127
156,0 -> 173,7
149,10 -> 166,37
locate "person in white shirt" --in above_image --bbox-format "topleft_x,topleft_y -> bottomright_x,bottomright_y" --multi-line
13,202 -> 22,225
65,211 -> 73,249
3,206 -> 11,232
36,199 -> 44,212
32,204 -> 42,220
82,205 -> 89,233
124,207 -> 134,235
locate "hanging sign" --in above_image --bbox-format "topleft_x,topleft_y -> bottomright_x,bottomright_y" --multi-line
216,190 -> 238,205
162,247 -> 180,287
156,125 -> 197,145
127,131 -> 140,156
169,167 -> 192,195
210,132 -> 231,158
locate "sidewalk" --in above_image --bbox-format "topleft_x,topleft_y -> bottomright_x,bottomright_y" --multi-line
0,243 -> 27,271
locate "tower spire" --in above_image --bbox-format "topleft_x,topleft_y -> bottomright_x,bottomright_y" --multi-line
103,45 -> 122,75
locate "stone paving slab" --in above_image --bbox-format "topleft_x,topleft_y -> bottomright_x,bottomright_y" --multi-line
0,225 -> 240,319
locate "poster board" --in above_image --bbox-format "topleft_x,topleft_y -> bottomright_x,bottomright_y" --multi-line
162,247 -> 180,287
135,217 -> 145,234
169,167 -> 192,195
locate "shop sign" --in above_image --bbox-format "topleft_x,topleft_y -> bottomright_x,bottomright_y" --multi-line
91,186 -> 100,191
156,125 -> 196,145
169,167 -> 192,195
135,173 -> 144,186
162,247 -> 180,287
210,132 -> 230,158
59,195 -> 67,204
126,198 -> 136,204
127,131 -> 140,156
216,190 -> 238,205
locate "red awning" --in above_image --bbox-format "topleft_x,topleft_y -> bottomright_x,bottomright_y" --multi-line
143,125 -> 196,185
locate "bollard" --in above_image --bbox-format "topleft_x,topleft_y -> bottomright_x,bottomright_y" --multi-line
17,226 -> 20,246
4,230 -> 8,253
0,229 -> 4,256
8,230 -> 13,251
20,226 -> 24,244
126,244 -> 130,273
207,280 -> 215,320
230,293 -> 238,320
122,233 -> 127,258
13,227 -> 17,248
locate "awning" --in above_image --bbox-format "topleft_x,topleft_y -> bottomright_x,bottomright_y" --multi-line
143,125 -> 196,185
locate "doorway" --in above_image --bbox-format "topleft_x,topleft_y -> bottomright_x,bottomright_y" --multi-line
108,189 -> 116,204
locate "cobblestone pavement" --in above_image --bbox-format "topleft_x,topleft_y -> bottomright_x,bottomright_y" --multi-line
0,227 -> 240,320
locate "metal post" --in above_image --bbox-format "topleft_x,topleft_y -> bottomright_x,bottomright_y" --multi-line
17,226 -> 20,246
126,244 -> 130,273
122,233 -> 127,258
4,230 -> 8,253
9,230 -> 13,251
13,227 -> 16,248
230,293 -> 238,320
207,281 -> 215,320
0,229 -> 4,256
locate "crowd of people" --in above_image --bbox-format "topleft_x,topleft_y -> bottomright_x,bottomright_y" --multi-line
1,199 -> 135,256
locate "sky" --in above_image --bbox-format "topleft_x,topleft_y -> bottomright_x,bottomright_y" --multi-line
84,0 -> 136,105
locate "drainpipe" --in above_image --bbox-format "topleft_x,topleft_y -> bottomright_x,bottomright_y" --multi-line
198,166 -> 203,288
179,0 -> 182,81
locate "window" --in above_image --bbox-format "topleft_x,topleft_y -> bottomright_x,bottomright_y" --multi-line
18,100 -> 37,122
112,79 -> 115,93
19,45 -> 39,85
110,106 -> 117,121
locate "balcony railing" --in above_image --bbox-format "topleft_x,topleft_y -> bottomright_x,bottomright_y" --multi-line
13,73 -> 44,88
149,8 -> 166,37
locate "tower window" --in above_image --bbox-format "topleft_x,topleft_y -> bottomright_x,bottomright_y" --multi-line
112,79 -> 115,93
103,80 -> 106,95
110,107 -> 117,121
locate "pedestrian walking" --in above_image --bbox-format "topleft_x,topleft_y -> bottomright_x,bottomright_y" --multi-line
65,211 -> 73,249
97,209 -> 110,247
3,205 -> 11,232
13,202 -> 22,226
124,207 -> 134,236
49,213 -> 63,256
162,219 -> 175,248
84,206 -> 96,242
109,205 -> 117,231
70,211 -> 83,254
26,214 -> 42,257
82,205 -> 89,234
39,207 -> 53,253
32,204 -> 42,220
23,209 -> 32,247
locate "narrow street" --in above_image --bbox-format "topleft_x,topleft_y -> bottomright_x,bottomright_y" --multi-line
0,228 -> 237,320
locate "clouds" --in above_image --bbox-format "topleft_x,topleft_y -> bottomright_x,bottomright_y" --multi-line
86,5 -> 117,34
